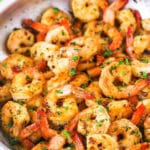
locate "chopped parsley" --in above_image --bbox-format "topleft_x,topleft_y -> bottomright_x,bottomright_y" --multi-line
141,71 -> 148,79
42,147 -> 47,150
118,58 -> 131,65
96,99 -> 103,105
80,83 -> 87,89
62,130 -> 71,139
72,56 -> 79,62
53,7 -> 60,13
56,90 -> 63,94
96,121 -> 103,127
103,48 -> 112,57
141,57 -> 149,63
69,68 -> 76,76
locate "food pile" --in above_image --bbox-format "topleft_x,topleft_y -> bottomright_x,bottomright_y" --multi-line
0,0 -> 150,149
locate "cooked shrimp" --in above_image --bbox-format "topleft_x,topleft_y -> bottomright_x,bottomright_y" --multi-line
108,119 -> 142,149
99,61 -> 149,99
103,0 -> 129,26
45,26 -> 70,46
41,7 -> 69,26
77,105 -> 110,135
44,85 -> 79,125
116,9 -> 137,35
7,29 -> 34,54
130,142 -> 150,150
72,0 -> 100,22
103,23 -> 123,51
0,54 -> 33,79
0,79 -> 11,103
48,46 -> 79,75
10,68 -> 45,101
133,34 -> 150,57
1,101 -> 30,137
87,134 -> 119,150
131,60 -> 150,77
48,134 -> 66,150
108,100 -> 133,121
30,41 -> 59,61
144,114 -> 150,142
70,36 -> 106,61
142,18 -> 150,32
31,142 -> 48,150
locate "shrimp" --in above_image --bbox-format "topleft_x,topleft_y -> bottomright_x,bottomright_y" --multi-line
103,0 -> 129,26
99,61 -> 149,99
7,29 -> 34,54
48,134 -> 66,150
31,142 -> 48,150
1,101 -> 30,137
0,79 -> 12,103
44,85 -> 79,125
10,68 -> 45,101
131,60 -> 150,78
144,114 -> 150,142
142,18 -> 150,32
116,9 -> 137,36
108,100 -> 133,121
41,7 -> 69,26
45,26 -> 70,46
103,23 -> 123,51
108,119 -> 142,149
70,36 -> 106,61
130,142 -> 150,150
30,41 -> 59,61
133,34 -> 150,57
77,105 -> 110,135
87,134 -> 119,150
0,54 -> 33,79
47,46 -> 79,75
71,0 -> 100,22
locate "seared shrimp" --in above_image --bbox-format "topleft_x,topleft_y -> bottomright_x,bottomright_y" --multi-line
30,41 -> 59,61
77,105 -> 110,135
70,36 -> 106,61
116,9 -> 137,35
1,101 -> 30,137
108,119 -> 142,149
99,61 -> 149,99
103,0 -> 129,26
44,85 -> 79,125
41,7 -> 69,26
10,68 -> 45,101
0,79 -> 12,103
0,54 -> 33,79
48,46 -> 79,75
108,100 -> 133,121
87,134 -> 119,150
45,26 -> 70,46
48,134 -> 66,150
72,0 -> 100,22
7,29 -> 34,54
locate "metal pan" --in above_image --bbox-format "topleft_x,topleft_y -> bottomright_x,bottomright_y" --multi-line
0,0 -> 150,149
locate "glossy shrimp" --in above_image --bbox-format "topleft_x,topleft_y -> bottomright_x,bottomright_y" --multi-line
1,101 -> 30,137
0,54 -> 33,79
108,119 -> 142,149
99,61 -> 149,99
7,29 -> 34,54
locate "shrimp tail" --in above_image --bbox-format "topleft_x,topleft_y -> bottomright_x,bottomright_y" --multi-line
126,25 -> 137,60
22,18 -> 50,33
22,139 -> 35,149
111,0 -> 129,11
133,10 -> 142,32
73,133 -> 85,150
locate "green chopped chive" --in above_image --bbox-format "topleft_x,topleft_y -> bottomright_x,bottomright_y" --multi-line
141,71 -> 148,79
96,121 -> 103,127
103,48 -> 112,57
80,83 -> 87,89
2,63 -> 7,68
62,130 -> 71,139
72,56 -> 79,62
69,68 -> 76,76
53,7 -> 59,13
